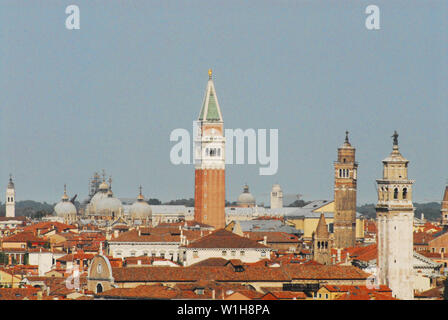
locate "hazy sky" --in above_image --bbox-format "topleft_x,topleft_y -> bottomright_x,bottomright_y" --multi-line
1,0 -> 447,205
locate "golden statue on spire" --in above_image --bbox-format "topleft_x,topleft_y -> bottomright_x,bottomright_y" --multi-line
208,68 -> 212,79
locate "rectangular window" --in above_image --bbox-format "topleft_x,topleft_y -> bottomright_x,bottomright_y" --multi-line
193,251 -> 198,258
240,251 -> 245,256
231,251 -> 236,256
261,251 -> 266,257
222,251 -> 227,256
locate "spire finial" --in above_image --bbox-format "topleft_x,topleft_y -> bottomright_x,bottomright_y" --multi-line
392,130 -> 399,146
64,184 -> 67,193
208,68 -> 212,80
109,176 -> 112,189
345,131 -> 349,144
139,185 -> 142,196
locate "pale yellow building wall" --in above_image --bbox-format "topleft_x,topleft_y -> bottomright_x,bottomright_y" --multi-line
287,216 -> 364,241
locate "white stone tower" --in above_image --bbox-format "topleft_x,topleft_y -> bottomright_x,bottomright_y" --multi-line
6,175 -> 15,218
376,131 -> 414,300
270,184 -> 283,209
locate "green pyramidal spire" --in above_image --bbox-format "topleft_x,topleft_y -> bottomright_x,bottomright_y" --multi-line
198,69 -> 223,122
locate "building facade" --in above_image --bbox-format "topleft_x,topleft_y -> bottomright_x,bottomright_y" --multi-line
333,132 -> 358,248
194,70 -> 226,229
376,131 -> 414,300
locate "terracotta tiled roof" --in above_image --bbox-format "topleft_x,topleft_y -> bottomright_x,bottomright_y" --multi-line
0,287 -> 41,300
111,263 -> 369,283
185,229 -> 269,249
244,232 -> 299,243
336,291 -> 397,300
323,284 -> 391,293
109,227 -> 204,243
414,286 -> 443,299
414,231 -> 435,245
96,284 -> 182,300
1,231 -> 46,243
261,291 -> 307,300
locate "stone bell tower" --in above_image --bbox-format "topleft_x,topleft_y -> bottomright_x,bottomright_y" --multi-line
312,213 -> 332,265
333,131 -> 358,249
194,69 -> 226,229
376,131 -> 414,300
441,183 -> 448,229
6,175 -> 15,218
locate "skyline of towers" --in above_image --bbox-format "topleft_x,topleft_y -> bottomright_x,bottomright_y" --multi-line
194,69 -> 226,229
333,131 -> 358,249
376,131 -> 415,300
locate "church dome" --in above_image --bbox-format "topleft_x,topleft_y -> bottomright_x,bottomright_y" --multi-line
237,184 -> 256,207
54,185 -> 77,217
129,187 -> 152,219
96,190 -> 123,217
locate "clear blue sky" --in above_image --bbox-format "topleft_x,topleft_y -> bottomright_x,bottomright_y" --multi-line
0,0 -> 447,205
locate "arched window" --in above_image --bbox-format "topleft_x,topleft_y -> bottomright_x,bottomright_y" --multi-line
343,158 -> 346,163
339,169 -> 342,177
394,188 -> 399,200
402,188 -> 407,199
317,241 -> 321,249
217,148 -> 221,156
325,242 -> 328,249
96,283 -> 103,294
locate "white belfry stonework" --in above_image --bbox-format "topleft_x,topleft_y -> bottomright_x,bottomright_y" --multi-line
376,131 -> 414,300
270,184 -> 283,209
6,176 -> 15,218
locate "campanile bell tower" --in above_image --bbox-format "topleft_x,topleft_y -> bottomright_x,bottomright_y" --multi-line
333,131 -> 358,249
376,131 -> 414,300
194,69 -> 226,229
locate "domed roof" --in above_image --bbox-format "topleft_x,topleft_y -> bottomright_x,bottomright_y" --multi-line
98,181 -> 109,191
54,185 -> 77,217
237,184 -> 256,205
96,190 -> 123,216
129,187 -> 152,219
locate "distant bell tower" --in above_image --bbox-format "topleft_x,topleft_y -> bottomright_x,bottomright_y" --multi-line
441,183 -> 448,228
376,131 -> 414,300
194,69 -> 226,229
270,184 -> 283,209
6,175 -> 15,218
333,131 -> 358,248
312,213 -> 332,265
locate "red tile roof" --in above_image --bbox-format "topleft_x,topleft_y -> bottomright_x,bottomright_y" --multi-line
244,232 -> 299,244
185,229 -> 269,249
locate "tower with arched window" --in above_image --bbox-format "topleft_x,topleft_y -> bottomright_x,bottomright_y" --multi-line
312,213 -> 332,265
376,131 -> 414,300
333,131 -> 358,248
6,175 -> 15,218
194,69 -> 226,229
